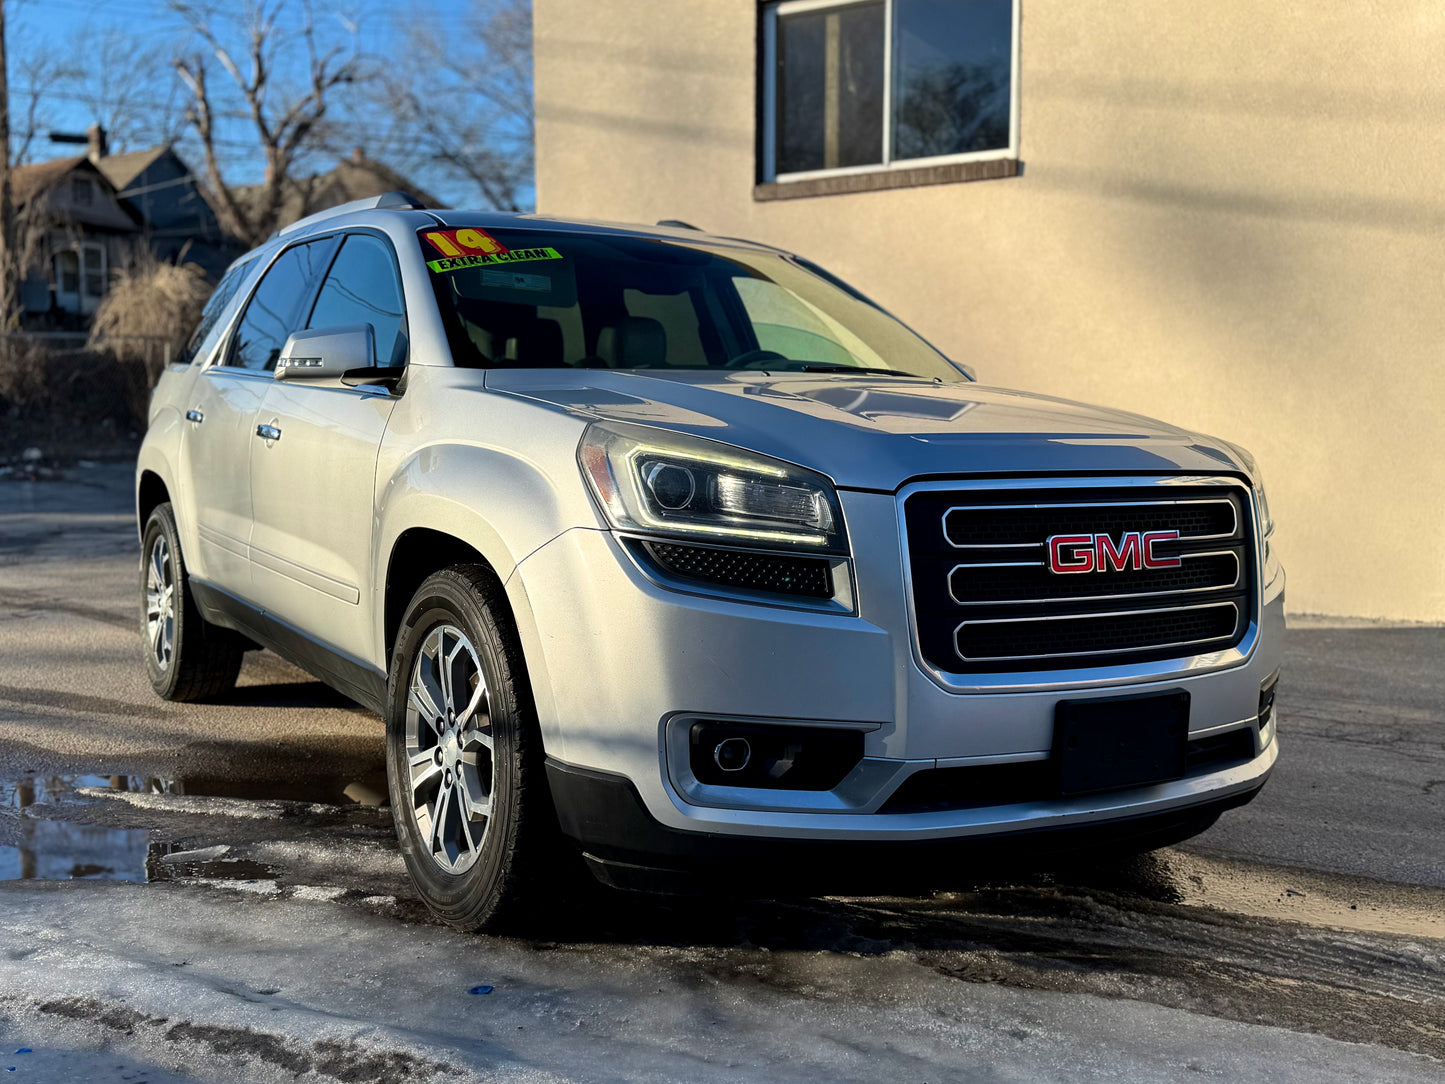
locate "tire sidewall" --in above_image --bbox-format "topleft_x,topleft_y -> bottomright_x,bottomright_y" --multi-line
385,572 -> 523,922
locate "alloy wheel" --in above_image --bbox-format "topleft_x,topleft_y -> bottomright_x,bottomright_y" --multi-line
144,535 -> 175,672
405,623 -> 494,874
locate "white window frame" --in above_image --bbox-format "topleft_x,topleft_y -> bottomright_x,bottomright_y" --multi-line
80,243 -> 107,300
761,0 -> 1020,184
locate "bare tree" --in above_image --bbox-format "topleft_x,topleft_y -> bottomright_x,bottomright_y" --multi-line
171,1 -> 360,247
11,51 -> 70,166
377,0 -> 533,211
57,28 -> 186,156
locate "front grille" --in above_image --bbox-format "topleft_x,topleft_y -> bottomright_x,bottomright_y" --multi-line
642,540 -> 833,598
905,484 -> 1254,673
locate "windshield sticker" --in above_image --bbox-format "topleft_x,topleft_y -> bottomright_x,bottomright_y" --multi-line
481,268 -> 551,292
424,228 -> 508,258
422,228 -> 563,273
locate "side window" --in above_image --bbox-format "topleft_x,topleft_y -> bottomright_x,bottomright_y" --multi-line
228,239 -> 337,371
307,234 -> 408,367
178,258 -> 254,367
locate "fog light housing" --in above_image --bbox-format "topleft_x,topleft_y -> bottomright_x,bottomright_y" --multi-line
688,721 -> 863,790
1258,669 -> 1279,748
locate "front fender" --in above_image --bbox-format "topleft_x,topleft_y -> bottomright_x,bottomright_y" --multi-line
372,435 -> 606,746
135,407 -> 186,548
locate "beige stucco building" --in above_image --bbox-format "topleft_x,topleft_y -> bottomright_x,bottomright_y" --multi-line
534,0 -> 1445,622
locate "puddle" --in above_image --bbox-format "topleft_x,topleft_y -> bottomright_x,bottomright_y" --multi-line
0,822 -> 154,882
2,770 -> 388,809
0,769 -> 387,886
1,775 -> 166,882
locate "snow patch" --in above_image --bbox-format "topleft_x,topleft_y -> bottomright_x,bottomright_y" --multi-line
291,885 -> 346,902
159,845 -> 231,864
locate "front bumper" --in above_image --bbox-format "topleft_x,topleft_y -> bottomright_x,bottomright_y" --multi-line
512,483 -> 1284,848
545,757 -> 1269,893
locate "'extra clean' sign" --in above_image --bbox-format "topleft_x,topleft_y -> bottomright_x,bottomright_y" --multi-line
422,229 -> 562,274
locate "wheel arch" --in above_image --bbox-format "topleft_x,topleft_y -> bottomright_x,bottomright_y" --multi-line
380,524 -> 561,757
137,470 -> 170,532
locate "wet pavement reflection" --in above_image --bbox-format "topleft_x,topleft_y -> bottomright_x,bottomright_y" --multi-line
0,768 -> 388,885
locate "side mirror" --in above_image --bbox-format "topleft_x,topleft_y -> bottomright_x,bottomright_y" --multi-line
275,325 -> 374,380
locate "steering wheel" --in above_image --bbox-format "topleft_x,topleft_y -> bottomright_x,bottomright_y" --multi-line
724,349 -> 789,370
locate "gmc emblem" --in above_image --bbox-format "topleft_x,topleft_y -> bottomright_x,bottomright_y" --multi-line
1047,531 -> 1182,574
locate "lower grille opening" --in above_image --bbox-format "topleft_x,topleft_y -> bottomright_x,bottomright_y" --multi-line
642,541 -> 834,598
879,728 -> 1258,814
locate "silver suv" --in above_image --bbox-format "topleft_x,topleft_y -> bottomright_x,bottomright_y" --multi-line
137,194 -> 1283,930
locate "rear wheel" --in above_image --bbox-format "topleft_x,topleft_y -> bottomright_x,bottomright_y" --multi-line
140,502 -> 244,701
385,565 -> 573,932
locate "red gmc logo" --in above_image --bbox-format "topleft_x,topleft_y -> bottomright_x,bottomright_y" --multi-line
1047,531 -> 1182,574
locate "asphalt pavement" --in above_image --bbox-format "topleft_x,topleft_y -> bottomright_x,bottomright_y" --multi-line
0,462 -> 1441,1083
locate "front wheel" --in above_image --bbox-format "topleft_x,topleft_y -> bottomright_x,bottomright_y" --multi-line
385,565 -> 570,932
140,502 -> 244,701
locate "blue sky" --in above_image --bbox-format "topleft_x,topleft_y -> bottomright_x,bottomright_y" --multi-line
10,0 -> 507,207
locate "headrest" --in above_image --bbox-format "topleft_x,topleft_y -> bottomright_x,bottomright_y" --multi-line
596,316 -> 666,369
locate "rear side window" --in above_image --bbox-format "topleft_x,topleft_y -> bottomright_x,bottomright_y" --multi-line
178,258 -> 254,367
227,238 -> 338,371
306,234 -> 408,367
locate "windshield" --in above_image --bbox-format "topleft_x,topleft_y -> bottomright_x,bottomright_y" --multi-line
419,227 -> 966,381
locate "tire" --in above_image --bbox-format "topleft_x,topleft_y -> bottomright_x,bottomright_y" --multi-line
385,565 -> 573,933
140,502 -> 244,702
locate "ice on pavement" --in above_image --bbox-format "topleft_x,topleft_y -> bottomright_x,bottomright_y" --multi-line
0,881 -> 1439,1084
78,787 -> 330,819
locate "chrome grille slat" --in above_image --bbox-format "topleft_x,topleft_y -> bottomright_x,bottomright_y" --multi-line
947,550 -> 1241,607
943,497 -> 1239,548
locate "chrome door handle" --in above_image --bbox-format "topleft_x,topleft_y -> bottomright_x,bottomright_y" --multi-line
255,424 -> 282,442
185,409 -> 204,424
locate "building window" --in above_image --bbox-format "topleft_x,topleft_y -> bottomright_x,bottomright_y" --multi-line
71,176 -> 94,205
55,250 -> 80,296
81,244 -> 106,299
760,0 -> 1018,185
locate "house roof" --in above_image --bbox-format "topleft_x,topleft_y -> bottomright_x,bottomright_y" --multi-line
11,155 -> 88,205
97,145 -> 173,191
238,148 -> 443,229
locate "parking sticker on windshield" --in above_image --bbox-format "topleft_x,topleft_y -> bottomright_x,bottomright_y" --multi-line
481,268 -> 551,292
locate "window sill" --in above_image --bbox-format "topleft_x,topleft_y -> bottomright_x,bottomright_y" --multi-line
754,158 -> 1020,202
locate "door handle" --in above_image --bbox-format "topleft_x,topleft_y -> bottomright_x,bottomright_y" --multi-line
255,423 -> 282,442
185,409 -> 204,424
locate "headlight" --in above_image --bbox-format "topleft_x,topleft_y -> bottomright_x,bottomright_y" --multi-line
1220,440 -> 1274,538
578,421 -> 847,553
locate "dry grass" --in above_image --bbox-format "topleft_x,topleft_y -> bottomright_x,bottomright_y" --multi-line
89,249 -> 214,386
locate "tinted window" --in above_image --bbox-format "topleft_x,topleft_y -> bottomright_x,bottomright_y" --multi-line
307,234 -> 408,367
228,239 -> 338,370
178,258 -> 255,367
423,227 -> 963,381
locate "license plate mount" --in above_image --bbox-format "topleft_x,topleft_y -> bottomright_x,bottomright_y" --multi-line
1054,690 -> 1190,797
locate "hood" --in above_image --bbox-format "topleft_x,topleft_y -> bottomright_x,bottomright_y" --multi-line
482,369 -> 1249,491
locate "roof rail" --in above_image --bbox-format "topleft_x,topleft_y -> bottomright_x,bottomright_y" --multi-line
274,191 -> 431,238
655,218 -> 701,231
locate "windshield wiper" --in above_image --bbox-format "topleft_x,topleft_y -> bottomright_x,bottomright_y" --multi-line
798,364 -> 909,376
